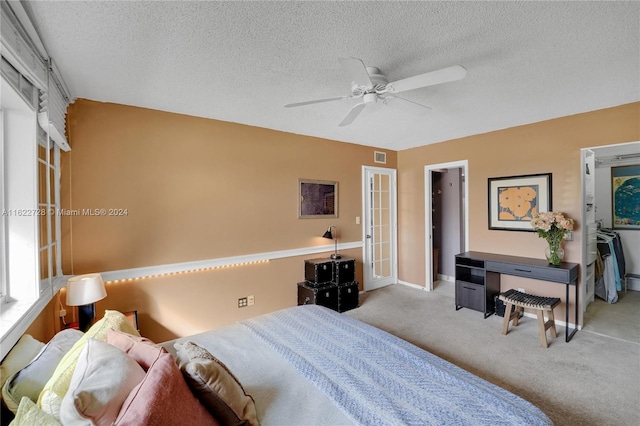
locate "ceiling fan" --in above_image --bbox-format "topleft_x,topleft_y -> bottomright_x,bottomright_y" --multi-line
285,57 -> 467,126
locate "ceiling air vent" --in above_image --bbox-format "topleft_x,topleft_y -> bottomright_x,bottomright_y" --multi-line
374,151 -> 387,164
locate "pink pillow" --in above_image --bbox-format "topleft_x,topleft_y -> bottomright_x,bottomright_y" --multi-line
107,330 -> 218,425
114,349 -> 219,426
107,330 -> 160,370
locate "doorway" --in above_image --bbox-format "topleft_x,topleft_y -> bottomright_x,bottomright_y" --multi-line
580,141 -> 639,343
362,166 -> 397,291
424,161 -> 469,291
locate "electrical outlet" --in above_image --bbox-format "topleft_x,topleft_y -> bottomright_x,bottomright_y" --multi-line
247,295 -> 255,306
564,231 -> 573,241
238,297 -> 248,308
518,288 -> 525,293
59,309 -> 66,317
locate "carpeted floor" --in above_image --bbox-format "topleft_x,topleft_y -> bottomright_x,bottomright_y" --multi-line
583,289 -> 640,343
346,284 -> 640,426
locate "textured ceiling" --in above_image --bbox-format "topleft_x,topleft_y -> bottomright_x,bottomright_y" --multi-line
22,1 -> 640,151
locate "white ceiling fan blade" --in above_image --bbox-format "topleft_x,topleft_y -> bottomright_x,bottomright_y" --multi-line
339,103 -> 366,127
383,95 -> 432,116
339,57 -> 373,90
386,65 -> 467,94
285,96 -> 351,108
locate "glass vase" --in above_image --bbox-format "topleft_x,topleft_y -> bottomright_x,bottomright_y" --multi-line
545,240 -> 564,265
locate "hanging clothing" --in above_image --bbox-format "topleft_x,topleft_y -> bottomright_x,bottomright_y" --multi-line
595,229 -> 626,303
595,255 -> 618,303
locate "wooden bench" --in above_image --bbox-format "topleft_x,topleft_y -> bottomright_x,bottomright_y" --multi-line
499,289 -> 561,348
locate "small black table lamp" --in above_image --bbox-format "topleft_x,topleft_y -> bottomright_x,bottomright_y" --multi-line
66,273 -> 107,331
322,225 -> 342,259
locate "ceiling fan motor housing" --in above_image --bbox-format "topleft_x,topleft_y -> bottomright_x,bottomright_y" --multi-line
366,66 -> 388,86
363,93 -> 378,104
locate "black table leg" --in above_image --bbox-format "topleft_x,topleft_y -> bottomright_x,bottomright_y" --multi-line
565,282 -> 578,342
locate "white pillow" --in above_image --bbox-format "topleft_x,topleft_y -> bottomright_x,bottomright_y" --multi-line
59,339 -> 146,426
0,335 -> 44,388
2,329 -> 83,413
38,310 -> 141,419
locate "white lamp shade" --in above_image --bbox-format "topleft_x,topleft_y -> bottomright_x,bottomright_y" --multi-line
66,273 -> 107,306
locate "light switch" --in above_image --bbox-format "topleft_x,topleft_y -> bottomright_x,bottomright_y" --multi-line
356,216 -> 360,224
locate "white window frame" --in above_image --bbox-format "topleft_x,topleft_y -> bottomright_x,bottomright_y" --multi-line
1,1 -> 70,359
0,72 -> 64,360
0,109 -> 6,305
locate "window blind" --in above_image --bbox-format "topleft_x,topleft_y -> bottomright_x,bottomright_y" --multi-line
38,78 -> 71,151
1,0 -> 71,151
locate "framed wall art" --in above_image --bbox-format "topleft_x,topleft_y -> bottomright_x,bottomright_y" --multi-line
488,173 -> 552,231
298,179 -> 338,219
611,164 -> 640,230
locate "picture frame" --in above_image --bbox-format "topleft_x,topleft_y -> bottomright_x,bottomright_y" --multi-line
488,173 -> 552,231
298,179 -> 338,219
611,164 -> 640,230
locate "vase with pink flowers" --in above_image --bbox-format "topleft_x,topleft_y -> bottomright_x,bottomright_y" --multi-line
530,211 -> 574,265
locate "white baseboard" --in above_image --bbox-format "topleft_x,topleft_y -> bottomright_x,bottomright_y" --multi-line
396,280 -> 428,291
508,311 -> 580,331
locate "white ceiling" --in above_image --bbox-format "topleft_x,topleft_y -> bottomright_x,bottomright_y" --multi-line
22,1 -> 640,151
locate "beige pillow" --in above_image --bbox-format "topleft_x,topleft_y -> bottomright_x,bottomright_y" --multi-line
175,341 -> 258,426
9,396 -> 61,426
37,310 -> 140,419
60,339 -> 145,426
0,335 -> 44,389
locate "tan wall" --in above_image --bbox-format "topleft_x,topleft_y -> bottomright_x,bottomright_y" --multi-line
24,298 -> 58,342
59,99 -> 395,342
397,102 -> 640,324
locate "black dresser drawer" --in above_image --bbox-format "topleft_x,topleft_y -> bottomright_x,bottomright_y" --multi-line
455,281 -> 484,312
485,261 -> 572,284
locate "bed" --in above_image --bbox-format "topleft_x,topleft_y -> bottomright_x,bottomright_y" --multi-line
162,305 -> 552,426
1,306 -> 551,425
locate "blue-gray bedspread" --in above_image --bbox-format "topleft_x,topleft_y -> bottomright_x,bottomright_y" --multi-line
243,305 -> 552,426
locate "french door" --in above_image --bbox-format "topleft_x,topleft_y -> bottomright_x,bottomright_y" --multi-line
362,166 -> 397,291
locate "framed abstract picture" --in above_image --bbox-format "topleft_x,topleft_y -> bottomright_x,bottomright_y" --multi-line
611,165 -> 640,230
298,179 -> 338,219
488,173 -> 552,231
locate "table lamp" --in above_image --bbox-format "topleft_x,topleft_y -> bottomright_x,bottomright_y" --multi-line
322,225 -> 341,259
66,273 -> 107,331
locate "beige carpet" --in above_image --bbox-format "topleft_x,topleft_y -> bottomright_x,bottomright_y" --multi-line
583,289 -> 640,343
346,284 -> 640,426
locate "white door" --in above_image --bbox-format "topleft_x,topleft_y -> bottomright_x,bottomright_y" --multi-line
581,148 -> 597,312
362,167 -> 397,291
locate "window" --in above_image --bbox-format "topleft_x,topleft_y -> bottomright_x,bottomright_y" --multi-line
1,1 -> 69,359
38,127 -> 62,289
0,68 -> 63,359
1,72 -> 39,302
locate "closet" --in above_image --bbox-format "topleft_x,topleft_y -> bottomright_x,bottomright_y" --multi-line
581,141 -> 639,313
